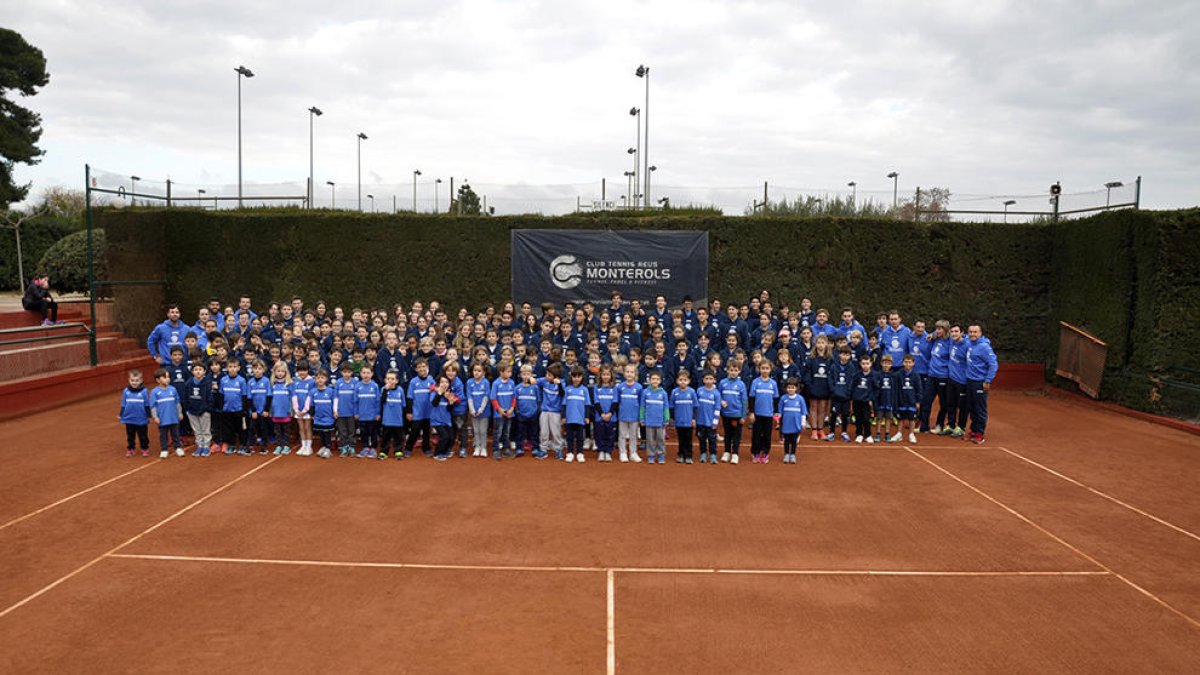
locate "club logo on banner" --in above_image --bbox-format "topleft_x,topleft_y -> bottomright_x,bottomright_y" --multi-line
512,229 -> 709,305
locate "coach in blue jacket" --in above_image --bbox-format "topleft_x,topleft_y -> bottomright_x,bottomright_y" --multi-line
964,324 -> 999,443
147,304 -> 188,364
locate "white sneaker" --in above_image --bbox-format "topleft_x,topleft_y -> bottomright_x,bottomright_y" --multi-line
577,453 -> 586,463
720,452 -> 731,463
866,436 -> 875,444
297,447 -> 312,456
930,425 -> 942,435
159,450 -> 169,459
566,452 -> 575,463
731,453 -> 740,465
630,451 -> 642,463
855,435 -> 863,444
890,432 -> 903,442
908,433 -> 918,444
175,448 -> 185,457
619,450 -> 629,463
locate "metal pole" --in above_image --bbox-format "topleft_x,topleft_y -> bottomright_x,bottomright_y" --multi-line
166,179 -> 172,207
357,136 -> 362,211
450,177 -> 455,214
892,175 -> 898,210
634,110 -> 641,209
1052,182 -> 1060,224
1134,176 -> 1141,209
601,177 -> 606,202
914,186 -> 921,221
85,164 -> 97,366
309,111 -> 314,208
393,195 -> 397,214
763,181 -> 768,212
643,67 -> 650,209
647,168 -> 652,208
237,73 -> 242,208
14,218 -> 23,294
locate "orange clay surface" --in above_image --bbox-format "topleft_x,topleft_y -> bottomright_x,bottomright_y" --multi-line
1,390 -> 1198,673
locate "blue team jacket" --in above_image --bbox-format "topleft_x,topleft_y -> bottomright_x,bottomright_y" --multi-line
615,381 -> 644,422
149,386 -> 180,426
778,394 -> 809,434
965,337 -> 1000,383
670,386 -> 697,428
381,386 -> 407,427
749,377 -> 779,417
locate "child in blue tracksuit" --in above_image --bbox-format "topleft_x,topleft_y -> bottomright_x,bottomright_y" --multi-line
120,369 -> 152,457
334,363 -> 359,457
183,362 -> 213,456
149,367 -> 183,458
219,360 -> 250,455
490,363 -> 517,459
748,360 -> 780,463
291,363 -> 316,456
514,365 -> 541,457
615,363 -> 645,462
379,369 -> 407,460
851,357 -> 878,443
719,363 -> 748,464
310,370 -> 337,458
776,378 -> 809,464
405,359 -> 435,456
165,345 -> 191,438
355,366 -> 381,458
828,348 -> 856,442
429,375 -> 456,461
695,370 -> 722,464
592,364 -> 618,462
896,354 -> 924,444
268,362 -> 294,455
467,363 -> 493,458
641,371 -> 670,464
875,355 -> 898,442
563,367 -> 592,463
537,362 -> 565,460
670,370 -> 697,463
246,361 -> 272,454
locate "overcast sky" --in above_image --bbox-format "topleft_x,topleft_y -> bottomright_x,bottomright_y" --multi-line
4,0 -> 1197,215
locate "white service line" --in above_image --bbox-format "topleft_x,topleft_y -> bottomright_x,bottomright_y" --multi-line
998,446 -> 1200,544
607,569 -> 616,675
903,446 -> 1200,632
0,461 -> 158,532
0,456 -> 280,620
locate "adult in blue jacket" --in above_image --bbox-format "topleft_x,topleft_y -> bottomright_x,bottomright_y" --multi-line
147,304 -> 188,364
879,311 -> 913,369
964,325 -> 1000,443
836,308 -> 866,341
943,326 -> 970,436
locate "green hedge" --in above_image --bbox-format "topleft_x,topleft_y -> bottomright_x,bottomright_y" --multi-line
99,208 -> 1052,362
0,215 -> 75,291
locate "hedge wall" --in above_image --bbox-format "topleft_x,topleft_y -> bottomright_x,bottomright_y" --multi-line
99,208 -> 1052,363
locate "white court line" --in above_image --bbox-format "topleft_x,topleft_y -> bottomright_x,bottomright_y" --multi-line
903,446 -> 1200,632
0,456 -> 280,620
0,461 -> 158,532
998,446 -> 1200,544
105,553 -> 1106,578
606,569 -> 615,675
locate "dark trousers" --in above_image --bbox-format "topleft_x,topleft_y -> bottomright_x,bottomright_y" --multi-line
157,423 -> 181,452
852,400 -> 872,438
335,416 -> 356,449
565,422 -> 586,455
273,421 -> 291,445
920,376 -> 947,430
249,415 -> 271,445
782,431 -> 799,455
831,398 -> 851,433
751,417 -> 773,455
967,381 -> 989,434
28,297 -> 57,322
315,425 -> 334,450
433,424 -> 454,457
515,416 -> 538,452
492,415 -> 512,452
358,419 -> 380,448
676,426 -> 694,459
225,412 -> 247,446
697,426 -> 717,457
946,380 -> 968,429
722,416 -> 743,455
125,423 -> 149,450
405,419 -> 431,454
594,419 -> 616,453
380,425 -> 405,455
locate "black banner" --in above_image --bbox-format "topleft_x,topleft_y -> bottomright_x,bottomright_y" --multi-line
511,229 -> 709,306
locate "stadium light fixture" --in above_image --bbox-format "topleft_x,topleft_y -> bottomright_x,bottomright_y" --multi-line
1104,181 -> 1123,207
356,132 -> 368,211
129,176 -> 140,206
326,180 -> 336,209
235,66 -> 254,208
635,64 -> 650,207
886,171 -> 899,210
1003,199 -> 1016,222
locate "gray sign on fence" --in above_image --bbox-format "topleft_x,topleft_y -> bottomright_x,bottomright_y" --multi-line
511,229 -> 709,306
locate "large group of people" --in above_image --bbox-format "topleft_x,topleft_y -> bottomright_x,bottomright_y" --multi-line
122,290 -> 999,463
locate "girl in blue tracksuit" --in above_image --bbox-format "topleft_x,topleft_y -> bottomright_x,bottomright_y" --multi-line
803,335 -> 834,442
748,360 -> 780,463
291,363 -> 315,456
777,378 -> 809,464
379,370 -> 407,460
310,370 -> 337,458
718,363 -> 748,464
592,364 -> 618,462
514,366 -> 541,456
490,364 -> 517,459
219,360 -> 250,454
429,375 -> 456,461
355,366 -> 381,458
467,363 -> 493,458
641,372 -> 670,464
562,367 -> 592,463
670,371 -> 697,464
614,364 -> 644,462
268,362 -> 294,455
404,359 -> 435,456
695,370 -> 722,464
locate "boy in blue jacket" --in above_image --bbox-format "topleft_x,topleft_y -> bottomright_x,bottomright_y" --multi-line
776,378 -> 809,464
149,367 -> 184,459
828,347 -> 856,443
514,365 -> 541,457
219,360 -> 250,455
719,362 -> 748,464
748,359 -> 779,463
247,361 -> 272,454
537,362 -> 565,460
562,367 -> 592,463
943,326 -> 969,438
379,370 -> 407,460
875,355 -> 898,442
895,354 -> 924,444
695,370 -> 722,464
333,363 -> 359,457
851,356 -> 877,443
404,358 -> 435,457
119,370 -> 152,457
490,363 -> 517,459
310,369 -> 337,458
183,362 -> 213,456
670,370 -> 697,464
355,366 -> 381,458
641,371 -> 670,464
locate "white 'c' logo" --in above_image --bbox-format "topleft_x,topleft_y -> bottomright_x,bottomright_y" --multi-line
550,255 -> 583,290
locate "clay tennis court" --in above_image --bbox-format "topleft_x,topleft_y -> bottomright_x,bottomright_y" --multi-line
2,389 -> 1198,673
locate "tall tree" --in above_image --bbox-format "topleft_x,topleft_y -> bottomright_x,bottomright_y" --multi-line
0,27 -> 50,210
455,183 -> 481,215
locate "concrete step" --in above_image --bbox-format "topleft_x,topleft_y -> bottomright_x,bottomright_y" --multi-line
0,300 -> 112,330
0,336 -> 144,382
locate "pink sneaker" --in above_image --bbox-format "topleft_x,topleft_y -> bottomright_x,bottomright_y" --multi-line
126,449 -> 135,458
762,454 -> 769,464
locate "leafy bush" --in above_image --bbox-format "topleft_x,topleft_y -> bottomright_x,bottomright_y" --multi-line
36,228 -> 107,293
0,214 -> 75,291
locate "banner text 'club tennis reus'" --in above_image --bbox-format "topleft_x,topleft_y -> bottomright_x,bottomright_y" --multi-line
511,230 -> 708,306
